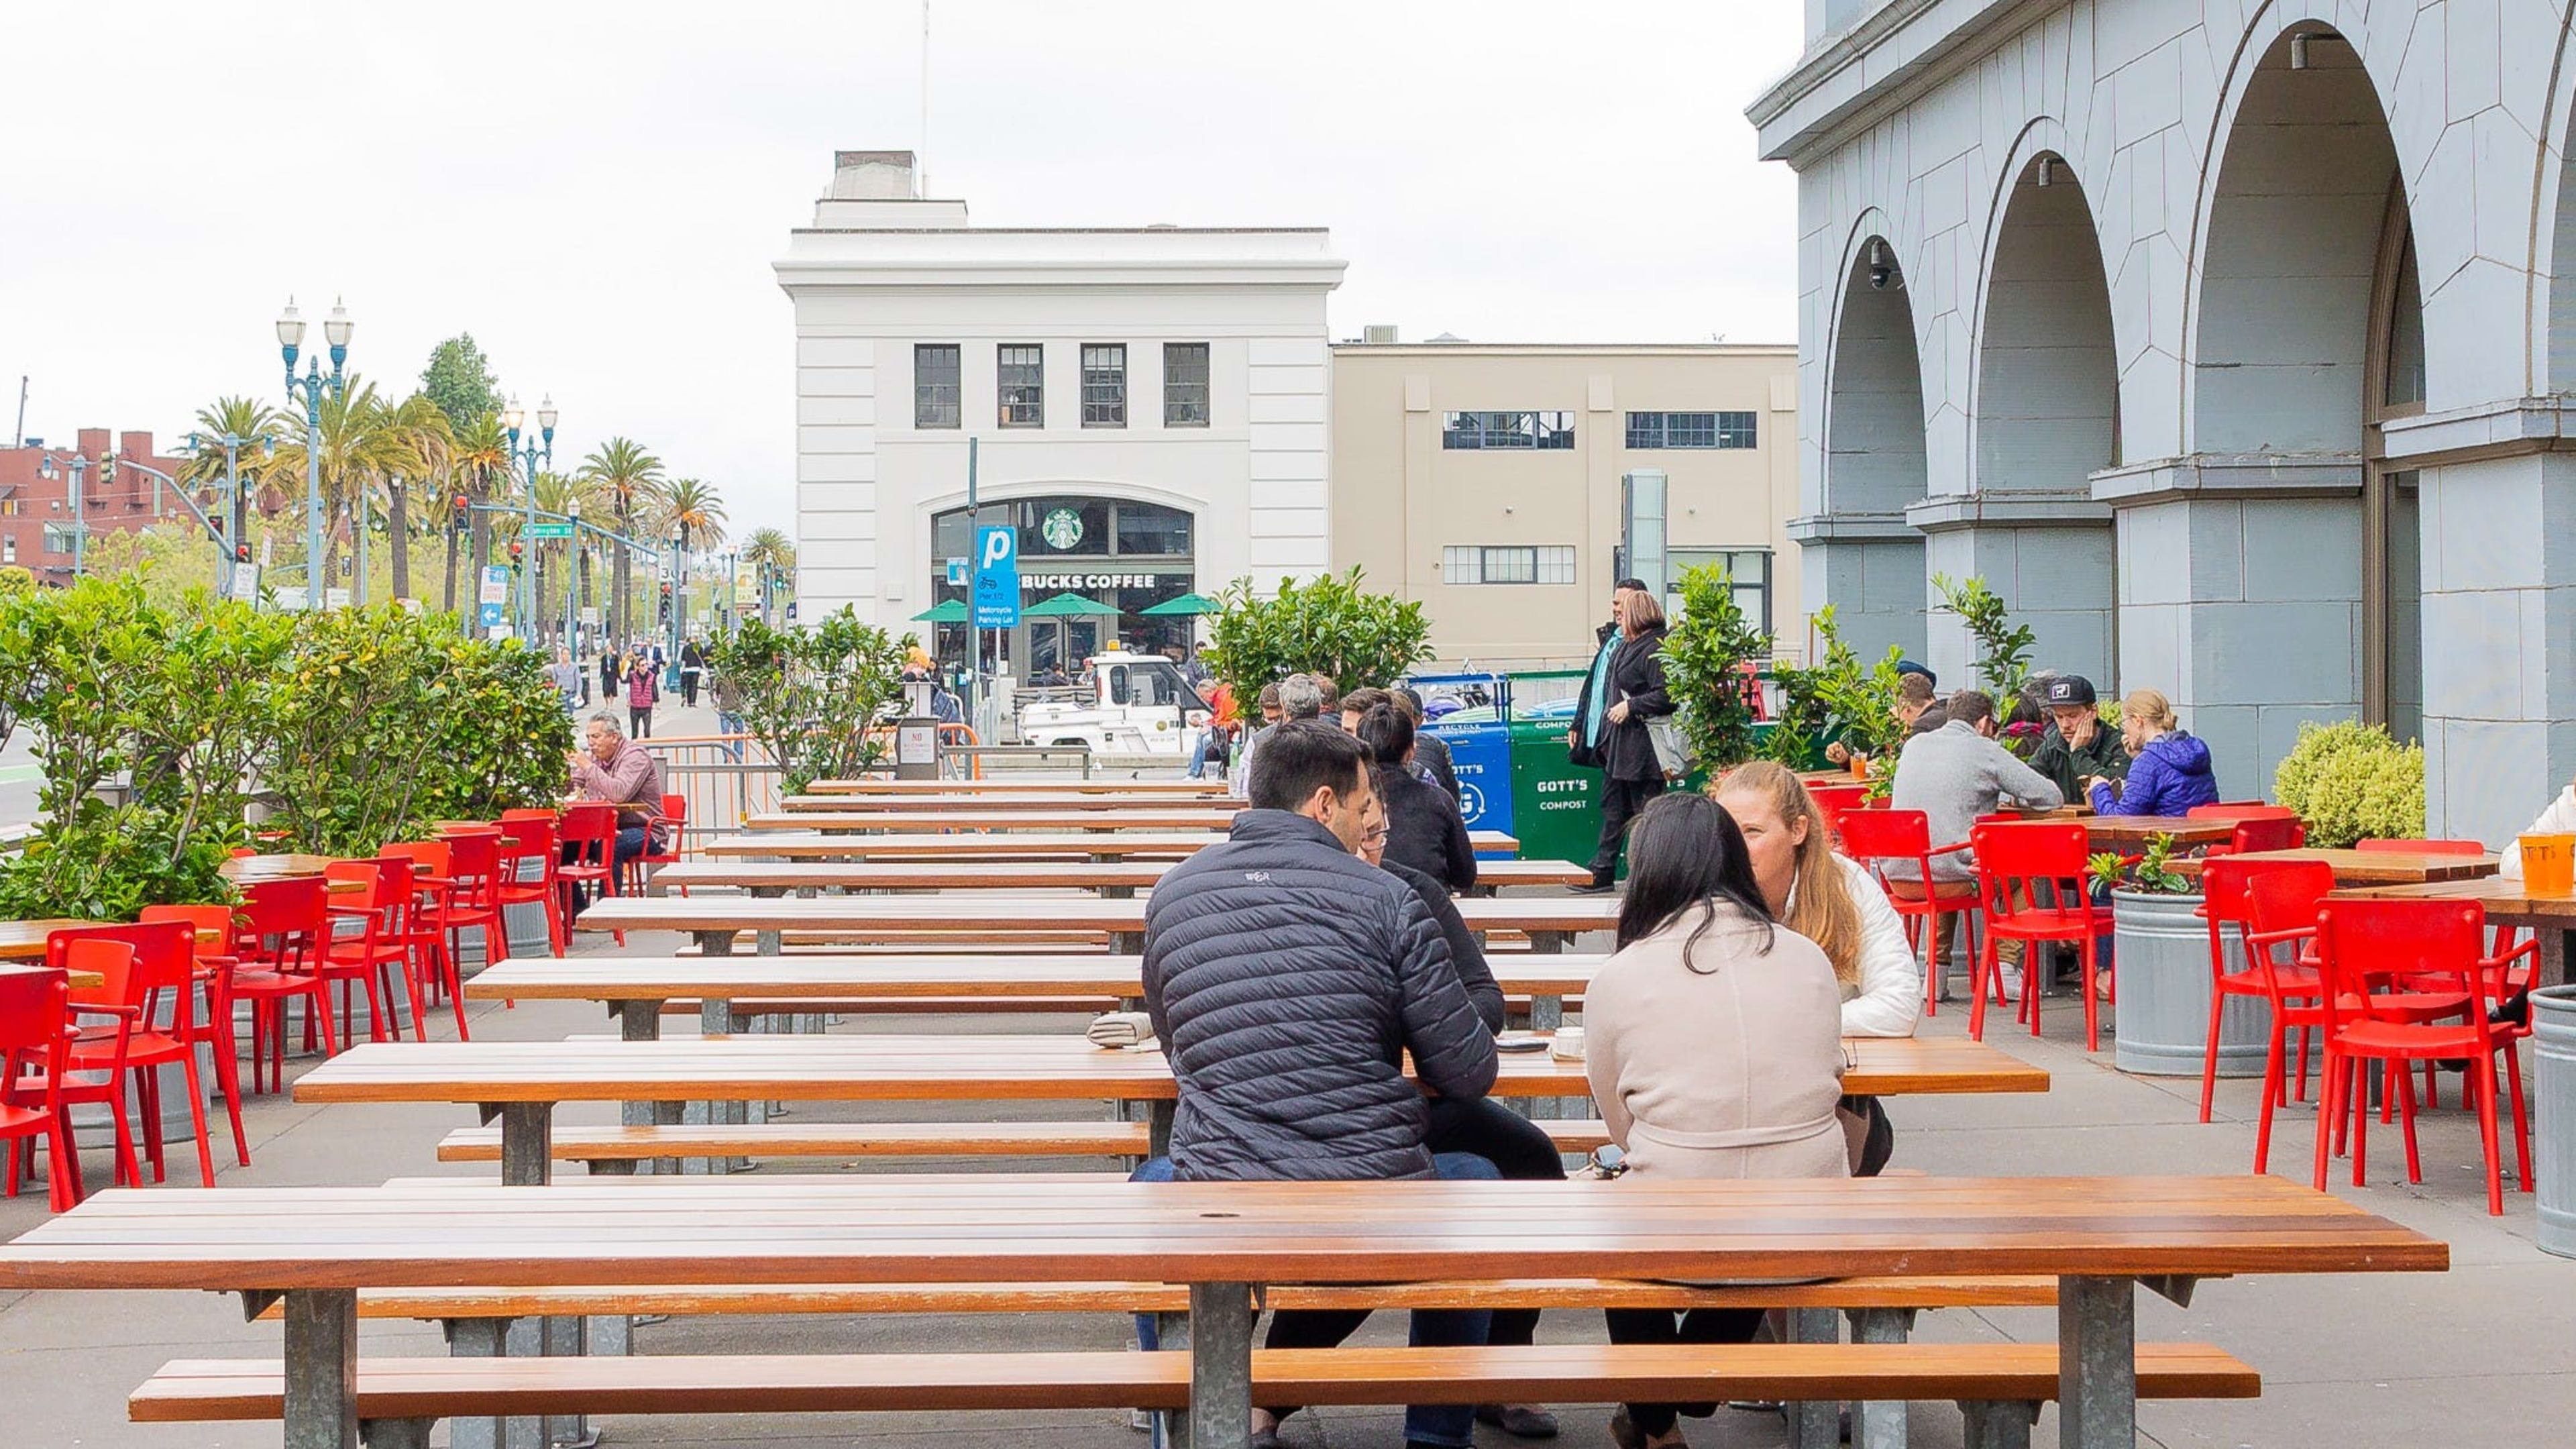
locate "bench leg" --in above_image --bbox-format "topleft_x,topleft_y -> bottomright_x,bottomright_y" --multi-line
543,1312 -> 598,1448
696,928 -> 737,956
755,928 -> 782,955
1148,1099 -> 1175,1158
2058,1275 -> 2137,1449
498,1102 -> 554,1187
701,998 -> 751,1173
1784,1305 -> 1840,1449
1959,1400 -> 2037,1449
445,1317 -> 509,1449
361,1418 -> 435,1449
282,1287 -> 359,1449
1849,1306 -> 1909,1449
1112,929 -> 1144,955
1185,1281 -> 1257,1449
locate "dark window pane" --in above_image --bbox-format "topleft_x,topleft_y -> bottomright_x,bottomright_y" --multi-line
1081,344 -> 1127,428
1625,413 -> 1663,448
914,344 -> 961,429
1715,411 -> 1758,448
1114,502 -> 1193,556
1014,497 -> 1110,555
998,344 -> 1044,427
1163,343 -> 1210,426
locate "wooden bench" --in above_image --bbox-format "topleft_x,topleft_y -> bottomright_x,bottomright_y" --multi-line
130,1342 -> 2261,1449
433,1118 -> 1627,1168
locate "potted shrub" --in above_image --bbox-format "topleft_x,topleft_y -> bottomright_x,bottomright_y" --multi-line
2272,720 -> 2424,847
2090,835 -> 2269,1078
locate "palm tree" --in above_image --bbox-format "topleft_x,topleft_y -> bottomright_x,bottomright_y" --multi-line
178,398 -> 286,552
379,393 -> 453,602
446,410 -> 510,615
529,469 -> 595,642
577,437 -> 667,641
659,479 -> 728,631
264,378 -> 407,596
741,526 -> 796,625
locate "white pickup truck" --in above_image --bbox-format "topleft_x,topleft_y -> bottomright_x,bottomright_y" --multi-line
1016,651 -> 1215,758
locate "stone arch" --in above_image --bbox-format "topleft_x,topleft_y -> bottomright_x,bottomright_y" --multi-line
1930,136 -> 2119,688
1809,217 -> 1930,660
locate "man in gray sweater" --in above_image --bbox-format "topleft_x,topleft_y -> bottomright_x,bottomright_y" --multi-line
1882,689 -> 2062,994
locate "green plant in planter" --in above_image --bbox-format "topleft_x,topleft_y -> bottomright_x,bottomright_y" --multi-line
1799,608 -> 1909,798
1660,562 -> 1772,773
1760,660 -> 1827,769
2088,832 -> 2198,896
2272,720 -> 2424,849
1201,568 -> 1432,698
703,608 -> 912,796
1931,572 -> 2037,704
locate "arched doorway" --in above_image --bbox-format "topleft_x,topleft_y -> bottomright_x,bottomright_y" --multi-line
1813,233 -> 1930,660
1941,148 -> 2120,687
2165,23 -> 2420,790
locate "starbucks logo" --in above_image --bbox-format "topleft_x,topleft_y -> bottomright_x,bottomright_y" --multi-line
1040,508 -> 1084,550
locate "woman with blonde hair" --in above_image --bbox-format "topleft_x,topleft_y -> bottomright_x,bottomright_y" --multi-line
2086,688 -> 2216,816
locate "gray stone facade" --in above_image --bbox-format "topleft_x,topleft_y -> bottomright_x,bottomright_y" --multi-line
1752,1 -> 2576,843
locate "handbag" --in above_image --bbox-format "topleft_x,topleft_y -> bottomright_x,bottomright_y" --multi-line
1647,714 -> 1695,778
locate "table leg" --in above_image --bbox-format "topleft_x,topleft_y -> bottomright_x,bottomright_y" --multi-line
1785,1305 -> 1839,1449
1849,1306 -> 1909,1449
1958,1401 -> 2035,1449
445,1316 -> 510,1449
616,999 -> 657,1130
282,1287 -> 358,1449
2546,926 -> 2572,989
2057,1275 -> 2136,1449
1528,994 -> 1562,1032
1530,929 -> 1565,955
756,928 -> 782,956
695,929 -> 737,957
1186,1281 -> 1256,1449
1149,1098 -> 1175,1157
1106,884 -> 1137,900
702,997 -> 749,1173
1112,930 -> 1144,955
498,1102 -> 555,1187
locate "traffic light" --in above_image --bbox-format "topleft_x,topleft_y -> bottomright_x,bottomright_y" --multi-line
235,542 -> 251,564
452,494 -> 470,530
508,539 -> 524,565
657,580 -> 672,623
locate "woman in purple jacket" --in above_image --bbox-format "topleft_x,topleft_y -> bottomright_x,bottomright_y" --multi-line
2086,689 -> 2218,816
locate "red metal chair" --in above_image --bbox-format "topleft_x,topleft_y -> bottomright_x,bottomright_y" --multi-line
225,877 -> 336,1094
2216,863 -> 2337,1172
431,827 -> 511,973
2311,898 -> 2533,1214
380,841 -> 472,1034
1968,820 -> 2112,1049
557,802 -> 621,924
138,904 -> 253,1169
45,938 -> 142,1191
53,922 -> 217,1188
1834,808 -> 1982,1017
496,810 -> 568,956
0,965 -> 85,1212
319,861 -> 413,1044
624,793 -> 686,895
1807,784 -> 1870,847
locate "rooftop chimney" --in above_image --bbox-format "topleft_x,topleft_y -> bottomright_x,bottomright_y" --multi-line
1362,325 -> 1399,345
830,150 -> 920,200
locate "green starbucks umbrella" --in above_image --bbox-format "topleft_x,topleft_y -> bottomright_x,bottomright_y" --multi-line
1022,592 -> 1121,617
1140,592 -> 1222,617
909,600 -> 969,623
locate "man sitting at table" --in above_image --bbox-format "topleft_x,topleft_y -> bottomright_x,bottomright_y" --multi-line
1885,689 -> 2063,999
567,712 -> 667,900
1141,718 -> 1501,1449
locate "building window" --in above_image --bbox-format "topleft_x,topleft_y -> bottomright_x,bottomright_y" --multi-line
1164,343 -> 1210,426
1,535 -> 13,563
1667,548 -> 1774,636
40,524 -> 76,555
1441,411 -> 1575,450
998,344 -> 1044,427
1081,345 -> 1128,428
1442,545 -> 1577,585
914,344 -> 961,429
1625,411 -> 1759,449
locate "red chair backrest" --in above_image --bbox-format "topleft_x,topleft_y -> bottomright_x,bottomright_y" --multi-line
2229,816 -> 2307,853
1968,821 -> 2097,926
2355,838 -> 2485,855
236,876 -> 329,952
1833,807 -> 1939,877
2191,803 -> 2290,818
0,965 -> 70,1057
2314,898 -> 2497,1032
49,922 -> 196,1006
660,793 -> 687,827
441,831 -> 503,905
1807,784 -> 1867,837
2241,860 -> 2339,941
559,802 -> 617,864
498,814 -> 559,863
380,840 -> 451,879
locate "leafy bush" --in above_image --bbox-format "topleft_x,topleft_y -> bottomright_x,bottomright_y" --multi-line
1773,606 -> 1909,795
2273,719 -> 2424,848
702,608 -> 912,795
1660,563 -> 1771,771
1931,573 -> 2036,704
1201,568 -> 1432,698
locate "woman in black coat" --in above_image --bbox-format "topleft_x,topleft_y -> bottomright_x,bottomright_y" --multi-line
1580,590 -> 1674,892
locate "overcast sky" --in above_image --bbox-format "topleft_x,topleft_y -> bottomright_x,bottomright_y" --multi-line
1,1 -> 1803,539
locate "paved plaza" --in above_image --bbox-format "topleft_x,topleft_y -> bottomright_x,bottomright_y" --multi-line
3,902 -> 2568,1449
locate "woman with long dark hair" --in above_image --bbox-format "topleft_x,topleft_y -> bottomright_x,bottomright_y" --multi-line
1585,792 -> 1850,1449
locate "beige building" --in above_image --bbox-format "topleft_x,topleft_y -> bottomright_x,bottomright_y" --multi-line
1330,340 -> 1802,669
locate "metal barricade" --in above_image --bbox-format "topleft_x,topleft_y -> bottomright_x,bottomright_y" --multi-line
639,734 -> 785,855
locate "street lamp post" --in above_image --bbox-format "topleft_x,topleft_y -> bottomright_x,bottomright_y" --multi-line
277,297 -> 352,610
184,431 -> 261,598
37,451 -> 90,578
503,394 -> 556,639
566,498 -> 583,655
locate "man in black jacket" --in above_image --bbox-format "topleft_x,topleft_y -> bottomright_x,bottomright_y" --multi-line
1141,719 -> 1501,1449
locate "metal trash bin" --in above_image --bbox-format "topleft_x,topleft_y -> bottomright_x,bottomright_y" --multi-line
2536,985 -> 2576,1258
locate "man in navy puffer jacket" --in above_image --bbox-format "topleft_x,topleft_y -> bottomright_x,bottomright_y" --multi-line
1141,719 -> 1501,1449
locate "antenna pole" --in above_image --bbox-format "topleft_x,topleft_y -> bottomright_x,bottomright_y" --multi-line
919,0 -> 931,197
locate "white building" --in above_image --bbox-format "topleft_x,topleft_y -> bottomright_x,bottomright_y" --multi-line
773,152 -> 1345,672
1754,1 -> 2576,844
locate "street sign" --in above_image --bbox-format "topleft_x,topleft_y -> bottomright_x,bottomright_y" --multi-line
972,525 -> 1021,629
525,521 -> 574,540
324,588 -> 352,610
580,606 -> 600,627
478,565 -> 511,606
274,586 -> 307,611
946,557 -> 967,588
229,562 -> 259,598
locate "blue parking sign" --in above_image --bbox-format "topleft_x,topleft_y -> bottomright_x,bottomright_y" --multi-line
972,525 -> 1020,628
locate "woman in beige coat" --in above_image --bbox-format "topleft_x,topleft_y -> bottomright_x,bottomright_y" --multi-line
1585,791 -> 1849,1449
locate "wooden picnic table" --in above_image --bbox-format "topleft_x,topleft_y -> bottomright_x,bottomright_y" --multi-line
464,952 -> 1615,1032
731,820 -> 1523,854
781,790 -> 1244,813
807,776 -> 1230,796
575,892 -> 1618,956
0,958 -> 103,989
0,918 -> 104,963
649,857 -> 1592,899
2172,848 -> 2498,887
217,854 -> 369,893
2335,875 -> 2576,986
0,1174 -> 2443,1449
293,1032 -> 2048,1174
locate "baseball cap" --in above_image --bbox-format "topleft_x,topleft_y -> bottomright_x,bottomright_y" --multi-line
2044,675 -> 2098,707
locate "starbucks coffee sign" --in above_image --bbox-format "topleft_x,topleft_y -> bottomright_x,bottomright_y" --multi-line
1021,572 -> 1181,592
1040,508 -> 1084,550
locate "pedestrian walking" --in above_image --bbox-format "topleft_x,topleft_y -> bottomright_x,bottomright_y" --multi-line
680,638 -> 705,708
598,645 -> 622,705
1577,584 -> 1674,892
626,649 -> 658,739
548,646 -> 585,717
